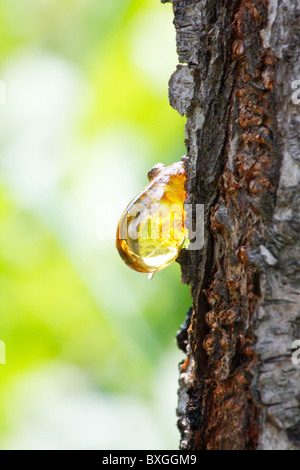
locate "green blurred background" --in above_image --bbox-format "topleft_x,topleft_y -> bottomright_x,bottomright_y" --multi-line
0,0 -> 191,450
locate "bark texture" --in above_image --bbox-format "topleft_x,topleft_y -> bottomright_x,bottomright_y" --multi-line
163,0 -> 300,450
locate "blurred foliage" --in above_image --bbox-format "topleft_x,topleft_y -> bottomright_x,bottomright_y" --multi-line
0,0 -> 191,449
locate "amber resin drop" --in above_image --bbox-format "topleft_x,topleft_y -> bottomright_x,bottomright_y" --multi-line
116,161 -> 187,274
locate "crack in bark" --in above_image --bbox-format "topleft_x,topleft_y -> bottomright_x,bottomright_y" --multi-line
164,0 -> 300,450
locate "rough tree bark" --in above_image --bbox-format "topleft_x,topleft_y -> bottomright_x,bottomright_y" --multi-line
162,0 -> 300,450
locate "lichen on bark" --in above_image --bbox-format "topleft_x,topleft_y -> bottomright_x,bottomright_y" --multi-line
163,0 -> 300,450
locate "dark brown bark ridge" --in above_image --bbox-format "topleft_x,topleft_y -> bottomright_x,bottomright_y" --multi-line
163,0 -> 300,450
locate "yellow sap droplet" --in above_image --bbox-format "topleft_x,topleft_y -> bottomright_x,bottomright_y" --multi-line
116,161 -> 187,274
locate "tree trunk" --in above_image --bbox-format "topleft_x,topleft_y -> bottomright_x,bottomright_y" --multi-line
163,0 -> 300,450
